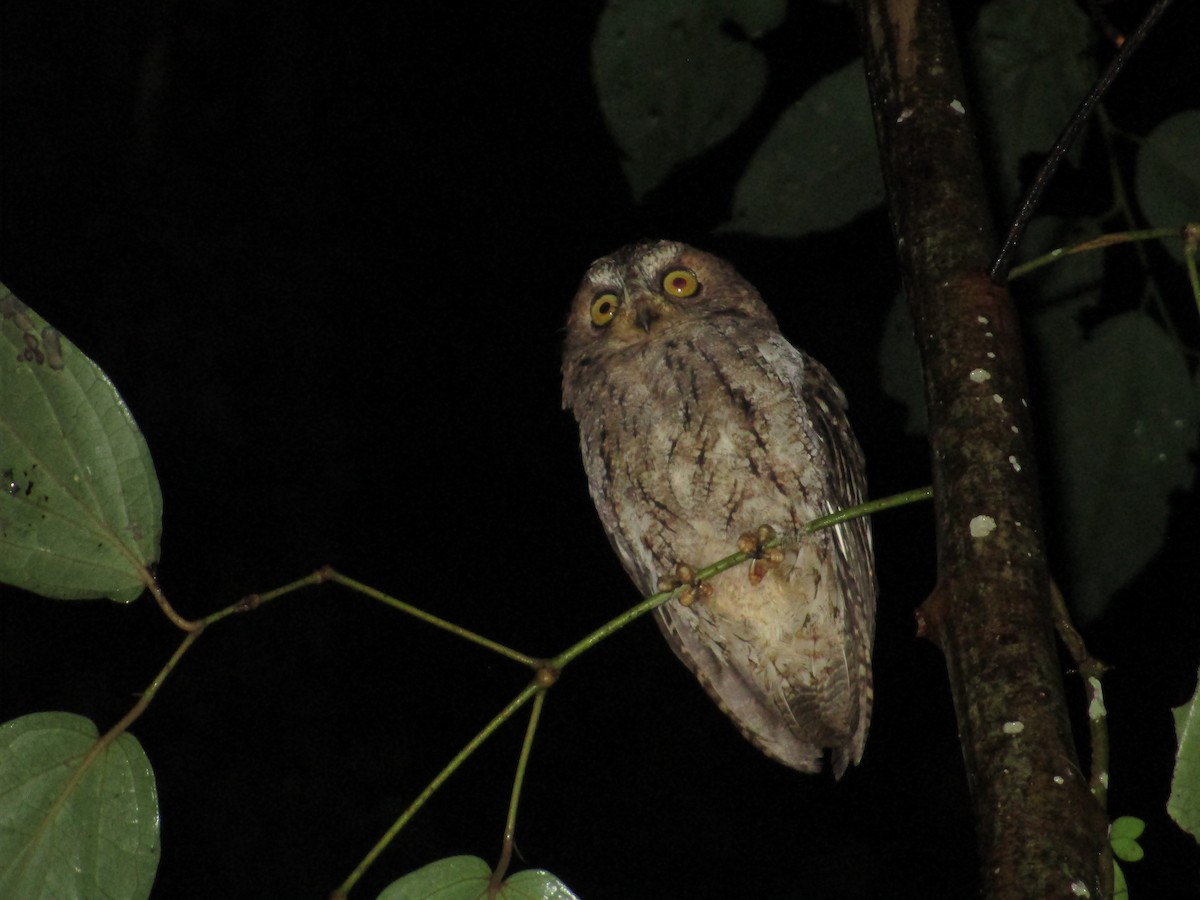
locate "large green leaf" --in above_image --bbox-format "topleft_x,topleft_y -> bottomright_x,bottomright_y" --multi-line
969,0 -> 1094,207
880,283 -> 1199,619
0,283 -> 162,601
377,855 -> 578,900
1039,312 -> 1199,618
1136,110 -> 1200,264
1169,669 -> 1200,844
722,60 -> 883,238
592,0 -> 786,200
0,712 -> 160,900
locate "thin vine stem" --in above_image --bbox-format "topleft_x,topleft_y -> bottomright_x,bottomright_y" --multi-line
1186,223 -> 1200,321
202,568 -> 331,626
45,571 -> 328,848
1048,579 -> 1113,898
492,689 -> 548,889
44,628 -> 203,825
86,484 -> 933,898
805,486 -> 932,531
327,483 -> 935,894
551,486 -> 933,671
1005,226 -> 1182,282
77,483 -> 933,899
330,680 -> 542,900
143,569 -> 203,631
322,568 -> 542,669
990,0 -> 1177,282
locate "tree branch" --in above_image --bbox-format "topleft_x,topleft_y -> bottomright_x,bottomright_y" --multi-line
851,1 -> 1109,897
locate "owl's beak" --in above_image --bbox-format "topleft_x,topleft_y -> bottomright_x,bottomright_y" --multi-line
634,306 -> 659,332
633,296 -> 669,332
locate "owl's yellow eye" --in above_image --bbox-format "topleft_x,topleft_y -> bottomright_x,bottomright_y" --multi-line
590,293 -> 619,326
662,269 -> 699,298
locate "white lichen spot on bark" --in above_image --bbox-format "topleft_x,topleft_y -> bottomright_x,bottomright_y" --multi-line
970,368 -> 991,383
1002,720 -> 1024,734
1070,880 -> 1091,897
1088,676 -> 1106,720
1009,455 -> 1021,472
970,515 -> 997,538
950,99 -> 965,114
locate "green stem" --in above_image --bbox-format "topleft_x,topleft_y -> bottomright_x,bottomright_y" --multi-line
1048,580 -> 1113,898
332,680 -> 542,899
331,484 -> 935,894
551,486 -> 935,671
551,585 -> 678,671
1006,226 -> 1181,282
45,629 -> 203,826
1185,223 -> 1200,322
491,689 -> 548,889
324,568 -> 541,669
143,568 -> 203,631
803,485 -> 933,532
200,568 -> 331,626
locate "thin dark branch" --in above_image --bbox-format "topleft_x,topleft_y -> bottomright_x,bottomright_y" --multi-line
989,0 -> 1176,283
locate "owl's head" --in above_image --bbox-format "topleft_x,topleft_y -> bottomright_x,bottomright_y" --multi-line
562,239 -> 777,365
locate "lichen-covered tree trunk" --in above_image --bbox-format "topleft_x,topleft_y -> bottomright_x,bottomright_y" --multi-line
851,1 -> 1110,896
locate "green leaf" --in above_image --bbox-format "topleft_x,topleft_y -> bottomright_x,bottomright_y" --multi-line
722,60 -> 884,237
1038,312 -> 1199,619
1110,815 -> 1145,841
1169,668 -> 1200,844
969,0 -> 1095,207
1112,859 -> 1128,899
377,856 -> 579,900
0,712 -> 160,900
1136,110 -> 1200,264
592,0 -> 786,200
0,283 -> 162,602
1110,816 -> 1146,862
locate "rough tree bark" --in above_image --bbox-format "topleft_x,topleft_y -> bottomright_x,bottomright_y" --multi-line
851,1 -> 1110,897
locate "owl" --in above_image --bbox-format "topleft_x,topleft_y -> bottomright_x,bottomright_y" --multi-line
561,240 -> 876,777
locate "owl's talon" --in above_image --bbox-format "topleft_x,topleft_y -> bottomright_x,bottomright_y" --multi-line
658,563 -> 711,607
740,525 -> 785,585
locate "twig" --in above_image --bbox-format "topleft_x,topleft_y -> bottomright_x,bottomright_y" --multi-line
990,0 -> 1177,282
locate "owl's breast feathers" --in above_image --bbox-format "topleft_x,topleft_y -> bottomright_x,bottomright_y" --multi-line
565,314 -> 876,777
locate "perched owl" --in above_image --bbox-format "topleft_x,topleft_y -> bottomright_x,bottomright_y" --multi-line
561,240 -> 876,777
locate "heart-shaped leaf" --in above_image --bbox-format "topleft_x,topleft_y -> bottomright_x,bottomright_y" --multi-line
0,283 -> 162,601
0,712 -> 160,899
377,855 -> 578,900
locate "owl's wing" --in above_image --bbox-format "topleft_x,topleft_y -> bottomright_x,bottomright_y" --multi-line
651,333 -> 876,776
797,351 -> 877,775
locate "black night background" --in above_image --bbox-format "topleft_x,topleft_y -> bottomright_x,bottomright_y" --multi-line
2,2 -> 1198,898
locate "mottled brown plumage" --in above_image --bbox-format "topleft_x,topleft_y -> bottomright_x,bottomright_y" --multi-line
561,240 -> 876,776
